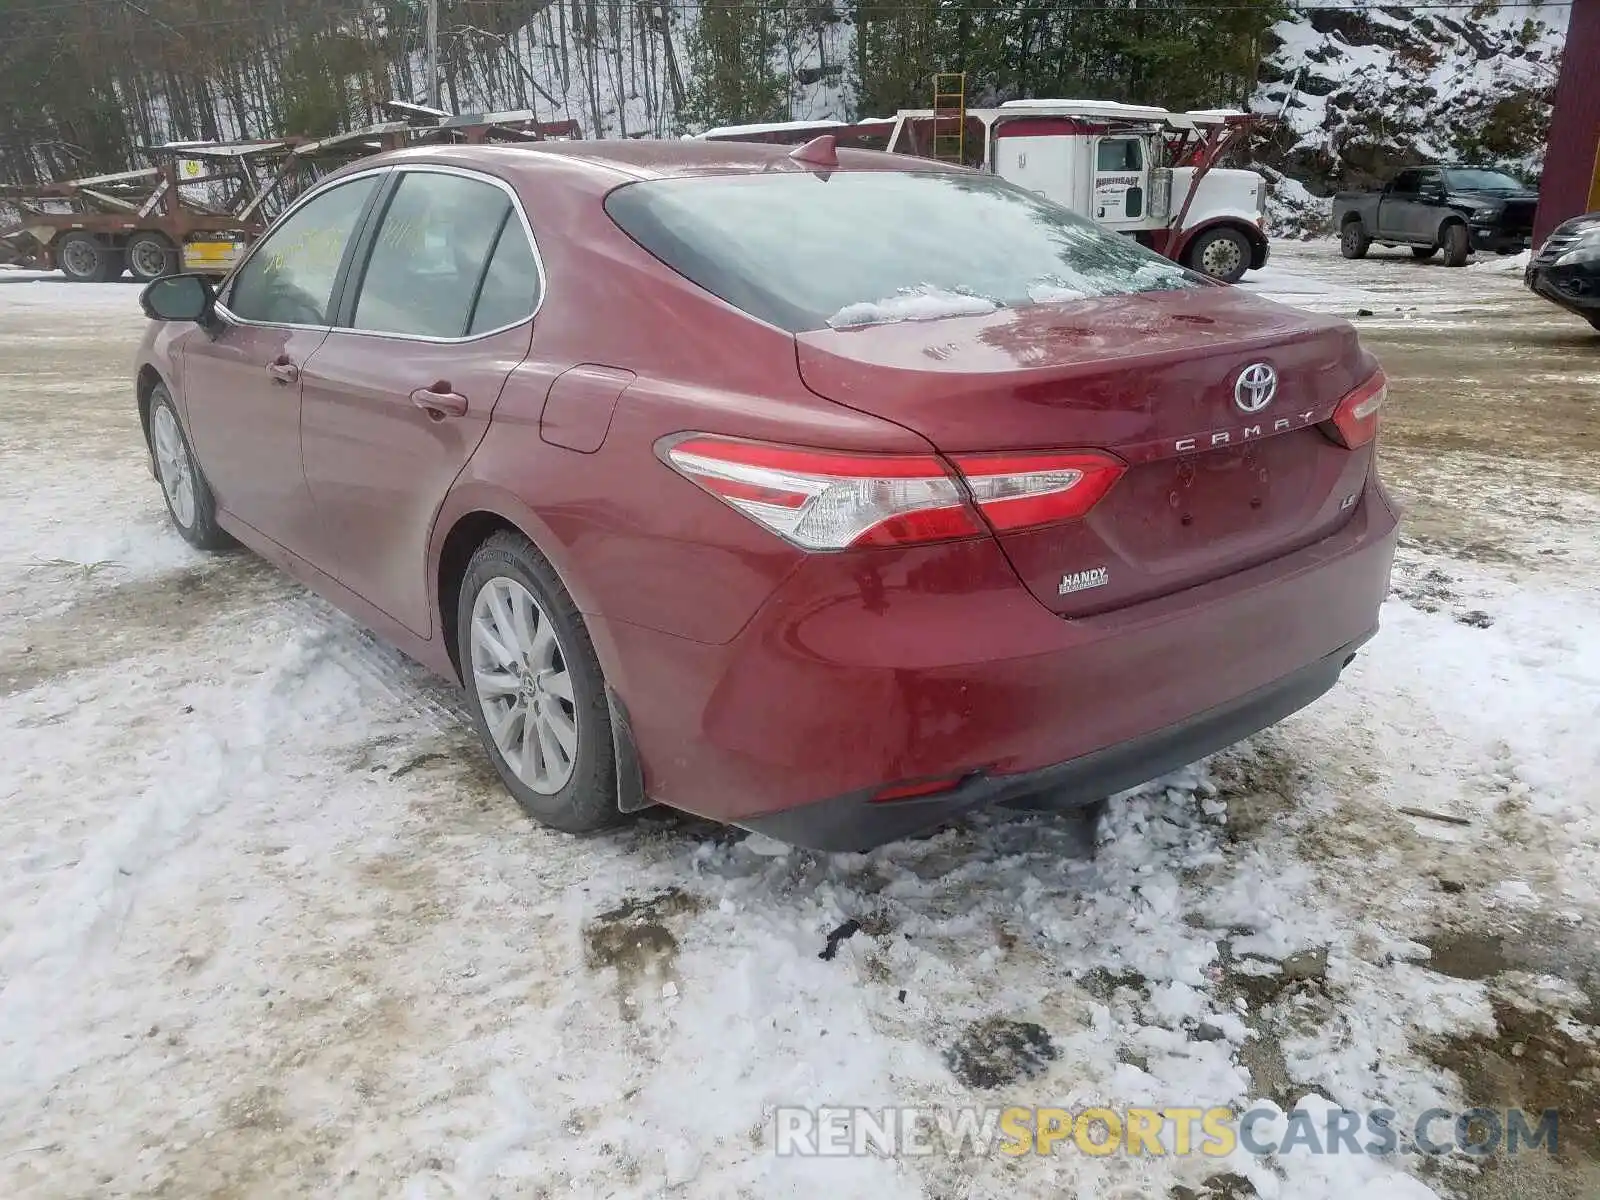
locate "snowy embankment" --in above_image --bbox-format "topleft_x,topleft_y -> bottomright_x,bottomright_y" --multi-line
3,254 -> 1599,1198
1253,0 -> 1567,235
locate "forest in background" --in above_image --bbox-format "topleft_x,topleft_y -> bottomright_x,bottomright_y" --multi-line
0,0 -> 1287,184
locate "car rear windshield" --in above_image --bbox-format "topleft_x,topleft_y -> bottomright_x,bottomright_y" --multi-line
603,169 -> 1201,333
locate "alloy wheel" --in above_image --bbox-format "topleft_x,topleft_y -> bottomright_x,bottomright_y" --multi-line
151,405 -> 196,528
469,576 -> 578,794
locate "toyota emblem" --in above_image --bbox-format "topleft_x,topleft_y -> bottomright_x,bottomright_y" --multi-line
1234,362 -> 1278,413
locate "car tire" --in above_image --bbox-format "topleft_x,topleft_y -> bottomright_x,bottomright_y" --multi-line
457,530 -> 625,835
1411,246 -> 1438,261
147,385 -> 231,550
126,231 -> 178,283
1340,220 -> 1371,260
55,232 -> 119,282
1441,223 -> 1471,267
1186,227 -> 1252,283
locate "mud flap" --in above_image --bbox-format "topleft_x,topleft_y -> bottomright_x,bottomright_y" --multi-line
608,688 -> 651,813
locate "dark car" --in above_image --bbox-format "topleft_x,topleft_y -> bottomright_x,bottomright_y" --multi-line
133,139 -> 1398,852
1333,165 -> 1539,266
1526,212 -> 1600,330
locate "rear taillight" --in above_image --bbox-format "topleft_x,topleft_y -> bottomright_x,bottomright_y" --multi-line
662,436 -> 980,550
661,437 -> 1124,550
1328,370 -> 1387,449
951,451 -> 1125,531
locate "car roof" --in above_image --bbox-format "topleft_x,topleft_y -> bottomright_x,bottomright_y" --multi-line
366,138 -> 962,183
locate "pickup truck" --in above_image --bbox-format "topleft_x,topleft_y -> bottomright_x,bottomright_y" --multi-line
1332,165 -> 1538,267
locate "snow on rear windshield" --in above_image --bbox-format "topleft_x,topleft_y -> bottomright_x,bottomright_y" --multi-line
828,286 -> 999,329
604,170 -> 1200,333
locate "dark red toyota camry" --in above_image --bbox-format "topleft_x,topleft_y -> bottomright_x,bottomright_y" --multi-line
134,138 -> 1397,851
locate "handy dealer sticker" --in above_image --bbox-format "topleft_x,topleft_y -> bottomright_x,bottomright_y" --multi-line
1059,567 -> 1109,596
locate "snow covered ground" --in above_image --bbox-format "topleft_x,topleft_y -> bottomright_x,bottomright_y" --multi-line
3,246 -> 1599,1199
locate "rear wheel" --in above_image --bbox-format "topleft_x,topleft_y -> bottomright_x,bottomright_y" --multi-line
56,232 -> 119,282
1340,219 -> 1371,260
1442,222 -> 1472,267
126,231 -> 178,283
458,531 -> 625,835
1186,227 -> 1252,283
1411,245 -> 1438,261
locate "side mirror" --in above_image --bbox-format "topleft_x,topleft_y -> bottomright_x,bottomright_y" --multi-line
140,273 -> 216,324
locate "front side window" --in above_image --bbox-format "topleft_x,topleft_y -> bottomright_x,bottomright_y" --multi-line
227,176 -> 378,325
605,170 -> 1198,333
1097,138 -> 1143,172
350,172 -> 515,338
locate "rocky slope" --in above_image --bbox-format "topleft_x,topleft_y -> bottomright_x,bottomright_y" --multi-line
1251,1 -> 1567,234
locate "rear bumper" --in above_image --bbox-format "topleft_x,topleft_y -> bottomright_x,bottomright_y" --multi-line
741,634 -> 1367,851
594,476 -> 1399,848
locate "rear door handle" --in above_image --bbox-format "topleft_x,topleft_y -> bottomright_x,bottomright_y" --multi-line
410,384 -> 469,419
267,358 -> 299,385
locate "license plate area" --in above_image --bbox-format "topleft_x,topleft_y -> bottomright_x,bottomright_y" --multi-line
1097,432 -> 1333,567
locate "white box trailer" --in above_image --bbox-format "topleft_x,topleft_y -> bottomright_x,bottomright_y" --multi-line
697,100 -> 1270,283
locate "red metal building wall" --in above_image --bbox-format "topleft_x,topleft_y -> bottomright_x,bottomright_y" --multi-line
1536,0 -> 1600,244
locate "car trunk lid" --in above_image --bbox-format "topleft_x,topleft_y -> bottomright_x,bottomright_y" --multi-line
794,286 -> 1378,616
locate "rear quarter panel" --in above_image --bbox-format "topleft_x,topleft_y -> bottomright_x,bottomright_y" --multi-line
440,156 -> 935,649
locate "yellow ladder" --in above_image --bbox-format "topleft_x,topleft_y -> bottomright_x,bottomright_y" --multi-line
932,71 -> 966,164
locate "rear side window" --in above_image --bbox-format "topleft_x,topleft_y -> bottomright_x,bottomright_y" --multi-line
1391,169 -> 1423,194
468,219 -> 541,334
604,170 -> 1198,333
227,176 -> 378,325
350,172 -> 516,338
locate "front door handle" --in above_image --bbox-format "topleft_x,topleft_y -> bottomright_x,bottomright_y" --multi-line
410,383 -> 469,420
267,357 -> 299,385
